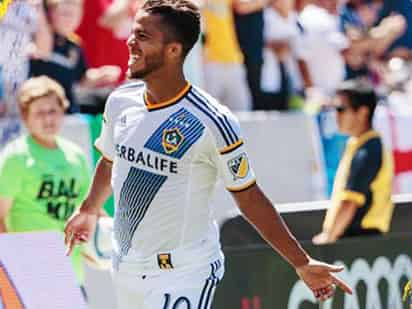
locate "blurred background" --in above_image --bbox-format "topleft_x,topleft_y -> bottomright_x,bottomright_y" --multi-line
1,0 -> 412,308
2,0 -> 412,203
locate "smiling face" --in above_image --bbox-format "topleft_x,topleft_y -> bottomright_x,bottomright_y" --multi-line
126,11 -> 172,80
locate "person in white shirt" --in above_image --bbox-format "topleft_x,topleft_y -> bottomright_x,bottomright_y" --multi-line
298,1 -> 349,96
261,0 -> 305,110
64,0 -> 352,308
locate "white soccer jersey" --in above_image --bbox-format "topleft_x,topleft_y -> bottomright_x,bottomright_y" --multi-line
95,81 -> 256,271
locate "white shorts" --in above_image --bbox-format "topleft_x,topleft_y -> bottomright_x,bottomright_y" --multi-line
112,259 -> 224,309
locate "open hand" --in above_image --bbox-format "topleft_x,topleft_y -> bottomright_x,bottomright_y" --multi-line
296,258 -> 352,302
64,207 -> 99,256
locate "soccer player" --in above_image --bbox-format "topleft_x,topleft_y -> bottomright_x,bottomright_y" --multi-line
64,0 -> 352,307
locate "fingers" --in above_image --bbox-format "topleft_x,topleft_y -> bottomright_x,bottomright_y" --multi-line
325,264 -> 344,273
65,232 -> 76,256
64,216 -> 88,256
332,274 -> 353,295
64,223 -> 72,246
314,285 -> 336,302
65,232 -> 89,256
321,263 -> 352,294
64,214 -> 78,245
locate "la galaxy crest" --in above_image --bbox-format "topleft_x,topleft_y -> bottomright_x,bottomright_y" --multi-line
0,0 -> 12,20
162,128 -> 185,154
228,153 -> 249,180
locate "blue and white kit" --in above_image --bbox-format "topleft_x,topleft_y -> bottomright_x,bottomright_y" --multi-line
95,81 -> 256,309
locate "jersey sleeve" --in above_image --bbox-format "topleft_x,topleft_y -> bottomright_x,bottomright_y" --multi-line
340,142 -> 382,206
94,95 -> 115,161
209,111 -> 256,192
0,149 -> 23,199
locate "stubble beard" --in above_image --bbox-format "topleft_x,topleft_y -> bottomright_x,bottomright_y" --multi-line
127,52 -> 165,80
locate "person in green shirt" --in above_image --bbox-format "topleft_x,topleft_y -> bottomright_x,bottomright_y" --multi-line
0,76 -> 91,285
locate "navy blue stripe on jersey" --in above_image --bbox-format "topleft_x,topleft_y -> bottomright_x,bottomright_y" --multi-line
198,279 -> 210,309
198,262 -> 220,309
144,108 -> 205,159
186,94 -> 232,146
188,90 -> 237,144
211,260 -> 221,284
114,167 -> 167,262
190,88 -> 239,143
190,87 -> 239,142
203,279 -> 217,309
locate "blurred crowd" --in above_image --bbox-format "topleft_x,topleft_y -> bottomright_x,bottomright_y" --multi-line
0,0 -> 408,293
1,0 -> 412,117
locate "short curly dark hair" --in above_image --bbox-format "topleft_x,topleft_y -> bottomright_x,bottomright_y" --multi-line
141,0 -> 201,57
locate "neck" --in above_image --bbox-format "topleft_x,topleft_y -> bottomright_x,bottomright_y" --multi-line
31,134 -> 58,149
352,125 -> 372,138
144,68 -> 187,105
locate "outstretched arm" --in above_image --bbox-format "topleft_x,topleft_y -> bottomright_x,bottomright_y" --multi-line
232,184 -> 309,268
231,184 -> 352,300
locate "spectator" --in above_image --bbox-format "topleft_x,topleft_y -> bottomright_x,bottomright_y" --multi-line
30,0 -> 121,113
0,0 -> 52,117
260,0 -> 304,110
339,0 -> 380,79
377,0 -> 412,59
76,0 -> 137,83
233,0 -> 268,110
313,79 -> 394,244
340,0 -> 406,80
202,0 -> 251,111
298,0 -> 349,97
340,0 -> 382,36
0,76 -> 91,286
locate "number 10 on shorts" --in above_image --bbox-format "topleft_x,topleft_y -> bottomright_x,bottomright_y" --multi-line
163,293 -> 191,309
